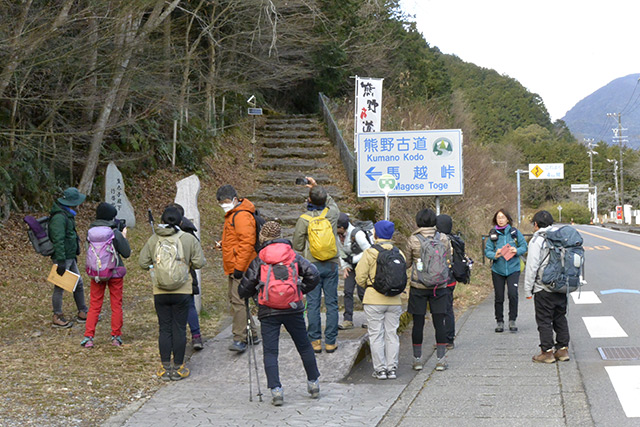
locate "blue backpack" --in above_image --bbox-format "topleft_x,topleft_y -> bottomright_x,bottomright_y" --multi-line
541,226 -> 585,294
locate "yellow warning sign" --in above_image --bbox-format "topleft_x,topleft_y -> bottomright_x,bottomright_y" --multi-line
531,165 -> 543,178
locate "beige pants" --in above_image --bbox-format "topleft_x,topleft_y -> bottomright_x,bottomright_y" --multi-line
228,275 -> 257,342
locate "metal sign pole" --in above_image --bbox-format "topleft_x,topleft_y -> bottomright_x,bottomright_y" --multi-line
435,196 -> 440,215
384,194 -> 390,221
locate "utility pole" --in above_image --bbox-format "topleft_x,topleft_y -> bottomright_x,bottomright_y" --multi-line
607,158 -> 619,206
584,138 -> 595,186
607,112 -> 627,221
515,169 -> 528,226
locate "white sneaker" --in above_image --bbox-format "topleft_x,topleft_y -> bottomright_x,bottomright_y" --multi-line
386,369 -> 397,379
412,357 -> 423,371
372,370 -> 387,380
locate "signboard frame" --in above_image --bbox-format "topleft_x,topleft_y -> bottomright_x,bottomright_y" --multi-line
529,163 -> 564,180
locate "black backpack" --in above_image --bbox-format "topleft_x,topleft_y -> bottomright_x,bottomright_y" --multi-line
350,220 -> 375,254
541,226 -> 585,293
23,212 -> 64,256
370,244 -> 407,297
449,233 -> 471,284
232,209 -> 266,254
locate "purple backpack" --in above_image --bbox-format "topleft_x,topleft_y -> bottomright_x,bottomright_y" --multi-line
85,226 -> 118,281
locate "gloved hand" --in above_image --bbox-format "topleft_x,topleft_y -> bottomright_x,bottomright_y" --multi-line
56,261 -> 66,276
233,269 -> 244,280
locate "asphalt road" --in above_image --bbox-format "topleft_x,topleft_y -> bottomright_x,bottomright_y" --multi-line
569,225 -> 640,426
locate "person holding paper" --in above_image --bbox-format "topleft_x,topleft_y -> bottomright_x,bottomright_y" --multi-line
49,187 -> 89,329
484,209 -> 527,333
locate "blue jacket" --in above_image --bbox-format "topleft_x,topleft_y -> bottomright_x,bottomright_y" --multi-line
484,225 -> 528,277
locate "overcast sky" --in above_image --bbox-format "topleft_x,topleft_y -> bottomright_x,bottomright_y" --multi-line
399,0 -> 640,121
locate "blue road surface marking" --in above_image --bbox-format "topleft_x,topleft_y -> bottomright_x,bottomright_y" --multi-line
600,289 -> 640,295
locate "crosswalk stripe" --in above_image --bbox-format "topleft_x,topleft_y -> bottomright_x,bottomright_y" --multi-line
582,316 -> 628,338
605,366 -> 640,417
571,291 -> 601,304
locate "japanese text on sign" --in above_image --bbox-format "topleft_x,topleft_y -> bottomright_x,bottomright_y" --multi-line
355,77 -> 383,149
357,130 -> 463,197
528,163 -> 564,180
109,178 -> 124,211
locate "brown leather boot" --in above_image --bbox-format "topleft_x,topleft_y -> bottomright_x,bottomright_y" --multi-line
52,314 -> 72,329
532,349 -> 556,364
554,347 -> 570,362
311,339 -> 322,353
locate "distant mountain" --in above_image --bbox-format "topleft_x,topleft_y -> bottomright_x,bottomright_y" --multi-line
563,73 -> 640,149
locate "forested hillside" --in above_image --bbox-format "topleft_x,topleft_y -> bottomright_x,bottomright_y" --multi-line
1,0 -> 636,219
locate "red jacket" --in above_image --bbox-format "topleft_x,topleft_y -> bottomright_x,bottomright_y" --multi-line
222,198 -> 257,275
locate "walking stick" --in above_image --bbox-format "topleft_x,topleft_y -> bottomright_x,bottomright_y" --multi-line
245,298 -> 263,402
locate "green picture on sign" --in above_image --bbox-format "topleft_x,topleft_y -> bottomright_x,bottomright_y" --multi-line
433,138 -> 453,157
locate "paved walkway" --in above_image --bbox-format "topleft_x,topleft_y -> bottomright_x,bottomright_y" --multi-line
106,286 -> 594,426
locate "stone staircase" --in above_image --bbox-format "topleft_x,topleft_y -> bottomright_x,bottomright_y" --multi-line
251,114 -> 345,238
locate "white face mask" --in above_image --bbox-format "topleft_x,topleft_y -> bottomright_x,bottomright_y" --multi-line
220,202 -> 234,213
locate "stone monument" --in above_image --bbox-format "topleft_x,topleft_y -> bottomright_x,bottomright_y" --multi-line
175,174 -> 202,310
105,162 -> 136,228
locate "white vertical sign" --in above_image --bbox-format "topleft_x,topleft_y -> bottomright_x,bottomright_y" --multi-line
354,76 -> 383,151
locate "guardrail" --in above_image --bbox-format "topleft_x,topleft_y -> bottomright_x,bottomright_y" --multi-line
318,93 -> 357,191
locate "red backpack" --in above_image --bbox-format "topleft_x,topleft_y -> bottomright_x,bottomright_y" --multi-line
257,243 -> 302,309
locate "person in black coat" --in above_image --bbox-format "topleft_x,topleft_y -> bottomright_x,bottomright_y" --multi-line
239,221 -> 321,407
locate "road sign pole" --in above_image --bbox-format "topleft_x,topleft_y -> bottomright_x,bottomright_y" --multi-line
384,194 -> 390,221
435,196 -> 440,215
515,169 -> 527,226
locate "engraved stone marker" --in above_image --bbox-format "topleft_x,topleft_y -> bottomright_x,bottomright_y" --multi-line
105,162 -> 136,228
175,174 -> 202,310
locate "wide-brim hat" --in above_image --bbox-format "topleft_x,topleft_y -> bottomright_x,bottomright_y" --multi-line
58,187 -> 86,207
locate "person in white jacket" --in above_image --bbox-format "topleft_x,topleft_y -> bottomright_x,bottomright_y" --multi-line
523,210 -> 570,364
337,213 -> 372,329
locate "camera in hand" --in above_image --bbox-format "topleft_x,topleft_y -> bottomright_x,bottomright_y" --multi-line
115,218 -> 127,231
295,177 -> 309,185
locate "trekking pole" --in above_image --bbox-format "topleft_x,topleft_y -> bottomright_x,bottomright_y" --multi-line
148,209 -> 155,235
246,298 -> 263,402
245,298 -> 254,402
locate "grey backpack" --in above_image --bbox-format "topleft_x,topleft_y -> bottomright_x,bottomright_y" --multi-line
541,226 -> 585,294
415,233 -> 450,289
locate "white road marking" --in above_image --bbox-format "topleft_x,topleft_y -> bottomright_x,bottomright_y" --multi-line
571,291 -> 601,304
605,366 -> 640,417
582,316 -> 628,338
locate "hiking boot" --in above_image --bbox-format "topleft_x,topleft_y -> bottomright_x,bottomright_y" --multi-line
446,342 -> 455,350
325,343 -> 338,353
307,379 -> 320,399
412,357 -> 423,371
435,357 -> 448,371
372,370 -> 387,380
80,336 -> 94,348
170,364 -> 190,381
509,320 -> 518,332
338,320 -> 354,330
192,334 -> 204,351
532,349 -> 556,364
495,321 -> 504,333
111,335 -> 123,346
271,387 -> 284,406
52,314 -> 72,329
386,369 -> 397,379
554,347 -> 570,362
76,311 -> 88,323
229,340 -> 247,353
311,340 -> 322,353
157,364 -> 172,381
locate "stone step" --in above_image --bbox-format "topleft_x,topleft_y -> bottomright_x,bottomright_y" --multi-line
262,139 -> 330,149
262,123 -> 320,132
250,184 -> 344,204
257,158 -> 332,172
259,130 -> 324,139
266,115 -> 318,124
261,147 -> 328,159
258,171 -> 333,185
253,201 -> 306,226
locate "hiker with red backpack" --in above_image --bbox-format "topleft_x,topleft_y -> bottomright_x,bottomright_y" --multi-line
355,220 -> 406,380
139,206 -> 206,381
217,184 -> 261,353
239,221 -> 321,406
80,203 -> 130,348
405,208 -> 453,372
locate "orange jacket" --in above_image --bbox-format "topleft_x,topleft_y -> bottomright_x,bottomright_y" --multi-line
221,198 -> 257,274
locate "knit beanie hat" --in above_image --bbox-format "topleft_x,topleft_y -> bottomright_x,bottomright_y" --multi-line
337,213 -> 350,229
96,202 -> 117,221
259,221 -> 281,244
161,206 -> 183,226
374,220 -> 394,240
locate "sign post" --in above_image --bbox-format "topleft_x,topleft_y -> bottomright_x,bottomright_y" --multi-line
557,205 -> 563,222
377,174 -> 397,220
354,76 -> 383,151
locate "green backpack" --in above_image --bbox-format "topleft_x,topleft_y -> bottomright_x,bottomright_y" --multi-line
153,231 -> 190,291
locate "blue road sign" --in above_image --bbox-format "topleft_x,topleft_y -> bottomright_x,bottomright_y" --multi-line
357,130 -> 463,197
